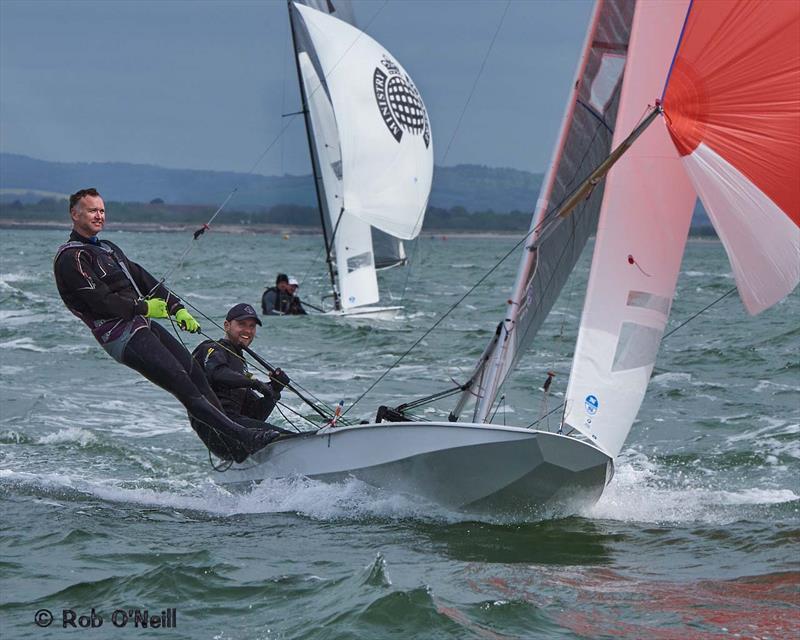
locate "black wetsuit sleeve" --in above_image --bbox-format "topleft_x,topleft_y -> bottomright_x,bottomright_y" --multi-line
105,242 -> 184,315
205,348 -> 258,390
56,248 -> 149,320
263,289 -> 280,315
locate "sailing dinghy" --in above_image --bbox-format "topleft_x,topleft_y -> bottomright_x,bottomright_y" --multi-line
223,0 -> 799,516
288,1 -> 433,319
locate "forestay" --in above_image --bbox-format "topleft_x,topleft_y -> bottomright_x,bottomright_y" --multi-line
462,0 -> 636,423
293,2 -> 433,241
562,0 -> 696,458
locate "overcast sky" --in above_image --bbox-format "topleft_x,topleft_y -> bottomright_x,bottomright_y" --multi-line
0,0 -> 593,176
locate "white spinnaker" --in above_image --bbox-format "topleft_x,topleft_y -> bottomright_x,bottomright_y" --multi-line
299,52 -> 379,309
294,2 -> 433,240
681,144 -> 800,315
562,0 -> 696,458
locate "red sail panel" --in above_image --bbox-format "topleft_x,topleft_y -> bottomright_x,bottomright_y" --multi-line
662,0 -> 800,226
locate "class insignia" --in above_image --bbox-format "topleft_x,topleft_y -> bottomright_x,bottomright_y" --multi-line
373,55 -> 430,148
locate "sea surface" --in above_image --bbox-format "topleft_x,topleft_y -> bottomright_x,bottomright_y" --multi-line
1,228 -> 798,639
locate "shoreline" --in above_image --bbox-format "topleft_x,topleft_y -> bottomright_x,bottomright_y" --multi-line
0,218 -> 719,241
0,219 -> 527,238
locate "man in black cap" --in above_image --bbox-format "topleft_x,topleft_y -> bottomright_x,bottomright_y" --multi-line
192,303 -> 293,448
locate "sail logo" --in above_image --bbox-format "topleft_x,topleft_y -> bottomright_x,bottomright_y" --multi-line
373,56 -> 430,148
584,395 -> 599,416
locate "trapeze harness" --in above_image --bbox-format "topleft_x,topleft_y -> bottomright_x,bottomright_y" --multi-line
53,237 -> 166,362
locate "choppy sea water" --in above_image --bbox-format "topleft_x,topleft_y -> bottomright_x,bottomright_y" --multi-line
1,228 -> 798,639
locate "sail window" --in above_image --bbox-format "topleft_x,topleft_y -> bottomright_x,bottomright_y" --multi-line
346,251 -> 373,273
611,322 -> 663,372
590,53 -> 626,113
626,290 -> 670,315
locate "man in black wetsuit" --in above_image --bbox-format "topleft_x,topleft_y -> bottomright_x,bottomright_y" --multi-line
53,187 -> 278,463
262,273 -> 306,315
192,303 -> 293,439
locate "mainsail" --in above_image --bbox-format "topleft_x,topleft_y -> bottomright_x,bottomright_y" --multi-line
290,1 -> 433,310
456,0 -> 636,422
562,0 -> 696,457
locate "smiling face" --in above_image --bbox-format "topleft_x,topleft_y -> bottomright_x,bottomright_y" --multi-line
70,194 -> 106,237
224,317 -> 257,348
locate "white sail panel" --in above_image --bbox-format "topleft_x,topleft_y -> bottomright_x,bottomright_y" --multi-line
372,229 -> 407,270
299,52 -> 379,309
681,143 -> 800,315
294,2 -> 433,240
562,0 -> 696,458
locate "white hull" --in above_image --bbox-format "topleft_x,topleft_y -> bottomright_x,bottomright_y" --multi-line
325,305 -> 403,320
220,422 -> 613,516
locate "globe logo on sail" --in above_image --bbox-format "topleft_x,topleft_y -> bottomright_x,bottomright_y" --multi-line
373,56 -> 431,148
585,395 -> 599,416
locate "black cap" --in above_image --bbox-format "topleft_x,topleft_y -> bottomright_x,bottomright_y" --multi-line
226,303 -> 262,326
276,273 -> 288,285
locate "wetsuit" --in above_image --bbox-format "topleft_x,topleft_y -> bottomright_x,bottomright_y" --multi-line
53,230 -> 276,462
262,287 -> 307,315
192,338 -> 292,434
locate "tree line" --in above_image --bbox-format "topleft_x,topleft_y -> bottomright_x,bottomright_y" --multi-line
0,198 -> 533,232
0,197 -> 718,236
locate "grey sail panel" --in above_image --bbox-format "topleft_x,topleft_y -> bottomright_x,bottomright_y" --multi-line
466,0 -> 635,422
372,229 -> 407,270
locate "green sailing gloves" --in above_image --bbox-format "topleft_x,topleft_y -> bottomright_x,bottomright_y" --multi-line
175,308 -> 200,333
144,298 -> 169,319
143,299 -> 199,333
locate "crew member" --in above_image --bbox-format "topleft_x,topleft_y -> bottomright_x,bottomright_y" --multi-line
53,187 -> 277,462
262,273 -> 290,315
286,277 -> 307,315
262,273 -> 307,315
192,303 -> 293,436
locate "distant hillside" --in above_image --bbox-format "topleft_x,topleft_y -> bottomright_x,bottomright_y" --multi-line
0,153 -> 543,214
0,152 -> 711,228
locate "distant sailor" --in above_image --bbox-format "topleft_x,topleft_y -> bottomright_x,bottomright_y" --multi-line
192,303 -> 293,442
262,273 -> 307,316
53,187 -> 278,462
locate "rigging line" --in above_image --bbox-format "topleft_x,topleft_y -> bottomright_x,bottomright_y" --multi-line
663,286 -> 737,340
438,0 -> 511,166
341,219 -> 547,418
399,236 -> 422,305
145,111 -> 303,299
169,292 -> 336,415
149,2 -> 395,299
163,315 -> 242,464
526,402 -> 565,429
480,106 -> 658,418
195,326 -> 335,421
545,287 -> 736,432
342,104 -> 636,419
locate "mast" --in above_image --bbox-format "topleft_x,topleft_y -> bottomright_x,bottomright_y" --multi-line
287,1 -> 341,310
449,0 -> 636,423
